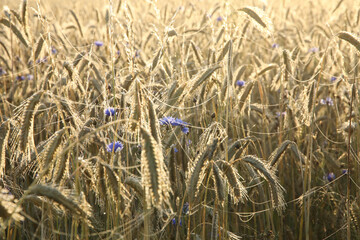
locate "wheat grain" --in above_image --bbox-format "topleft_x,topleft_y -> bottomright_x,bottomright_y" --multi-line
211,210 -> 218,240
0,123 -> 10,177
104,165 -> 120,202
97,162 -> 107,200
0,18 -> 28,48
147,98 -> 160,143
26,184 -> 89,219
34,36 -> 44,61
337,31 -> 360,53
0,41 -> 10,59
19,91 -> 43,152
217,40 -> 231,63
189,65 -> 221,94
131,80 -> 142,131
257,64 -> 278,77
219,160 -> 247,203
190,41 -> 203,66
141,127 -> 170,208
269,140 -> 295,167
40,128 -> 67,176
124,176 -> 144,200
73,51 -> 86,67
0,188 -> 23,222
188,139 -> 218,203
241,155 -> 285,211
20,0 -> 29,37
150,48 -> 164,72
238,81 -> 254,113
212,161 -> 225,203
69,10 -> 84,37
238,7 -> 273,36
53,144 -> 69,184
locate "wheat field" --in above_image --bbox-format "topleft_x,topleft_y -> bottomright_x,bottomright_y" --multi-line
0,0 -> 359,239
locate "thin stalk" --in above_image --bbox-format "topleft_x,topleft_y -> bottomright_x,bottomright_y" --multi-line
346,82 -> 355,240
202,169 -> 212,239
302,40 -> 330,239
144,204 -> 150,240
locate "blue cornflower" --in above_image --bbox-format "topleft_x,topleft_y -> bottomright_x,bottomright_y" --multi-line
276,111 -> 286,118
95,41 -> 104,47
51,46 -> 57,54
236,80 -> 245,87
26,74 -> 33,80
36,57 -> 47,64
135,50 -> 140,58
272,43 -> 279,48
309,47 -> 319,53
182,202 -> 189,214
320,97 -> 334,106
160,117 -> 190,134
327,172 -> 335,182
159,116 -> 176,126
330,76 -> 337,82
181,127 -> 189,134
342,169 -> 348,175
0,67 -> 6,76
16,75 -> 25,81
104,107 -> 116,116
171,218 -> 182,226
326,97 -> 334,105
174,147 -> 178,153
216,16 -> 223,22
175,119 -> 190,134
173,118 -> 189,127
106,141 -> 123,153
